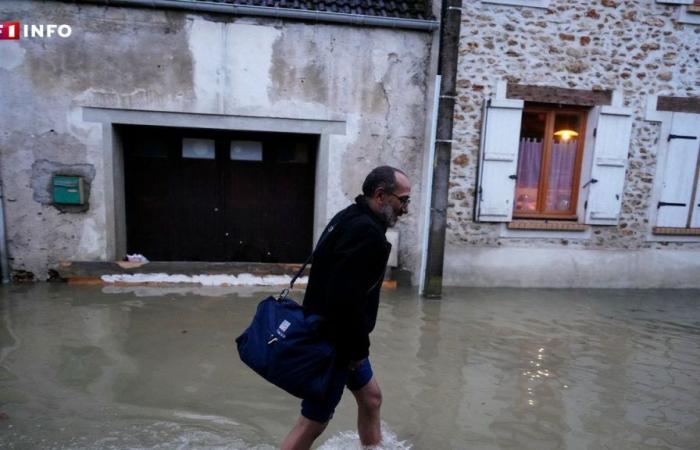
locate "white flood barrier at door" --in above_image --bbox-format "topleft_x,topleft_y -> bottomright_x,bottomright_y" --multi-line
101,273 -> 308,286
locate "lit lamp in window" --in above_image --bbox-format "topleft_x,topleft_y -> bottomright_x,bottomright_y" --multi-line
553,128 -> 579,142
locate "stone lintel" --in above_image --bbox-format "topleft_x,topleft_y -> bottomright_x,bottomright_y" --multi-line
506,84 -> 613,106
656,96 -> 700,114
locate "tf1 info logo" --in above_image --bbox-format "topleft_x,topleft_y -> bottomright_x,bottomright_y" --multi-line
0,21 -> 73,40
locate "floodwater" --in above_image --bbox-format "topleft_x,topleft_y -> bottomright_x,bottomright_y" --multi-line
1,284 -> 699,450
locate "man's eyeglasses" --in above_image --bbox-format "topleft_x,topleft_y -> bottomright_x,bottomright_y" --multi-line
387,192 -> 410,207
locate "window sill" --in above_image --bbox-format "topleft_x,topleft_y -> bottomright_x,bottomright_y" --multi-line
653,227 -> 700,236
481,0 -> 549,9
499,221 -> 592,239
656,0 -> 693,4
508,220 -> 588,231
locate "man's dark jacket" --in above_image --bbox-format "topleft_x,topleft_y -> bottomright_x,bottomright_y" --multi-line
303,196 -> 392,362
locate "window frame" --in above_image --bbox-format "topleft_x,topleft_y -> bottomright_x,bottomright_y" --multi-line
513,105 -> 588,221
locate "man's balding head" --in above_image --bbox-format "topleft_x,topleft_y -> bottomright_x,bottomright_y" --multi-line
362,166 -> 411,227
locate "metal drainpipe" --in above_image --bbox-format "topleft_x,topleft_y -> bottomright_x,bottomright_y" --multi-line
80,0 -> 439,31
422,0 -> 462,298
0,178 -> 10,284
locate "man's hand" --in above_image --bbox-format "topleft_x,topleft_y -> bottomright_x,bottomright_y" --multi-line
348,359 -> 365,370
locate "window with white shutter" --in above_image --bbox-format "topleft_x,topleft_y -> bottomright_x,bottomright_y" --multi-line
476,97 -> 524,222
513,107 -> 587,219
477,85 -> 634,228
582,105 -> 634,225
655,112 -> 700,229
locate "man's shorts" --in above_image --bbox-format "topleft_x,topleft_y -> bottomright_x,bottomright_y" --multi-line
300,358 -> 374,423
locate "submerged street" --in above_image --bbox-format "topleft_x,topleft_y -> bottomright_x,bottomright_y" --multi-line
1,284 -> 699,449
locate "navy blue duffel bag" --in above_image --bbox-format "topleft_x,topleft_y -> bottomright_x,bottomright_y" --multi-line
235,293 -> 336,401
235,220 -> 341,401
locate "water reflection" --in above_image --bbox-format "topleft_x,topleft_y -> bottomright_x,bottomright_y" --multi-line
0,285 -> 699,449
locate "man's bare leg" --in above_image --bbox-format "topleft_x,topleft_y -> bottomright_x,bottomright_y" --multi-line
351,376 -> 382,446
281,416 -> 328,450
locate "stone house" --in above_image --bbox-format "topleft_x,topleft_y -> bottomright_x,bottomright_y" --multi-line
442,0 -> 700,288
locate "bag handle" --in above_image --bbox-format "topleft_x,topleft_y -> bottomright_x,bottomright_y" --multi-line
277,220 -> 339,301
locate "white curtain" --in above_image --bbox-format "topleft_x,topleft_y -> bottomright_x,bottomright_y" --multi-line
546,140 -> 578,211
516,138 -> 543,189
515,138 -> 543,211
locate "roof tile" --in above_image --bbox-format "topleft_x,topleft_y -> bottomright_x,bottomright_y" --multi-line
199,0 -> 432,20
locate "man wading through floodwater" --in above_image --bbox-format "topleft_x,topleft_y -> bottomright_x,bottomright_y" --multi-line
281,166 -> 411,450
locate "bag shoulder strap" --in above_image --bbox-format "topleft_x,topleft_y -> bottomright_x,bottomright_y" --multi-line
278,213 -> 344,300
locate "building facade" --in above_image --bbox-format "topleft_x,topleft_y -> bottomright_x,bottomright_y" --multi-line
1,0 -> 699,289
0,0 -> 437,281
443,0 -> 700,288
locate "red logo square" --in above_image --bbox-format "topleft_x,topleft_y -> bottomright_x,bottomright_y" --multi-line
0,22 -> 20,40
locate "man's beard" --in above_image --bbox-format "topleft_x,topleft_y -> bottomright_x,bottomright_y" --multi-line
380,203 -> 398,227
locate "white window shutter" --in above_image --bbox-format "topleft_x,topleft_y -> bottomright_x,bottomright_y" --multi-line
583,106 -> 633,225
657,113 -> 700,227
476,98 -> 524,222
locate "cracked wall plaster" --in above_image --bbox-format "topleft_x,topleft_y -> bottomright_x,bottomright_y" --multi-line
0,1 -> 432,280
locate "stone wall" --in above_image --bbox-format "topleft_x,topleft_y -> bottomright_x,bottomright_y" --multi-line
449,0 -> 700,253
0,1 -> 432,280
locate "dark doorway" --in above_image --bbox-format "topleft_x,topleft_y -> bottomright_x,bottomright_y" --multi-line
120,126 -> 317,263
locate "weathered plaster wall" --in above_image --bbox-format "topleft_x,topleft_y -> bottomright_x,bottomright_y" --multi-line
445,0 -> 700,286
0,1 -> 431,279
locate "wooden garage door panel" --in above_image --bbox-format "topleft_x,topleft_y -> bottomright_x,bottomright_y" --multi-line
123,126 -> 316,263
